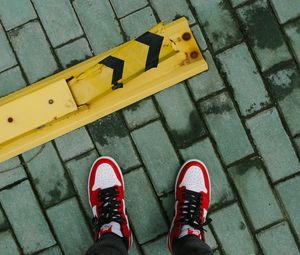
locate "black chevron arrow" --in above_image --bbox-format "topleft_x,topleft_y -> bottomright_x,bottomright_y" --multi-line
99,56 -> 125,90
136,32 -> 164,71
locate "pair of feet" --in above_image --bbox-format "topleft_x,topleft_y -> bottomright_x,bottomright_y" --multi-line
88,157 -> 211,253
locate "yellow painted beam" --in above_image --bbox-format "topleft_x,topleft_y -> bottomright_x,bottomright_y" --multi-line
0,17 -> 208,164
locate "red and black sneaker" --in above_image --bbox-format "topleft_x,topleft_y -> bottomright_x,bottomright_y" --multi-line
168,159 -> 212,253
88,156 -> 132,249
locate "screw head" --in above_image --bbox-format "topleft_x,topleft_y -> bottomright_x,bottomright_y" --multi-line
182,32 -> 191,41
190,51 -> 199,59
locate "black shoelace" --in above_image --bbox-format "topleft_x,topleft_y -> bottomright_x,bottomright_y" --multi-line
177,189 -> 211,232
92,187 -> 123,238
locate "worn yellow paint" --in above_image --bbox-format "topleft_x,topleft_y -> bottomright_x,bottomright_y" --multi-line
0,17 -> 208,164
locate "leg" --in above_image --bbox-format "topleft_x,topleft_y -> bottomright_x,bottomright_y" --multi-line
86,233 -> 128,255
168,160 -> 213,255
85,157 -> 133,255
173,235 -> 213,255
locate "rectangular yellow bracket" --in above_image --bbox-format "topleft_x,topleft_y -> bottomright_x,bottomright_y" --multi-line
0,17 -> 208,164
0,80 -> 77,144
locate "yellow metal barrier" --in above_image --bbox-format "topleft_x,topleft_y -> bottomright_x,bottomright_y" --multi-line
0,17 -> 208,164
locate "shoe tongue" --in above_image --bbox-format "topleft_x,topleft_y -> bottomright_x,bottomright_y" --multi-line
99,221 -> 123,238
179,225 -> 201,239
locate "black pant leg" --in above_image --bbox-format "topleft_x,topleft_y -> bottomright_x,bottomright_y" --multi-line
86,233 -> 128,255
173,235 -> 213,255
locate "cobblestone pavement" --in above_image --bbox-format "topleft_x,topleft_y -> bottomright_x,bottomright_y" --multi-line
1,0 -> 300,254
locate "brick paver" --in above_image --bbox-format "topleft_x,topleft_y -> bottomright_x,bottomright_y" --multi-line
276,175 -> 300,238
211,203 -> 258,254
265,62 -> 300,136
55,37 -> 93,68
188,51 -> 225,101
0,25 -> 17,72
0,181 -> 56,254
192,0 -> 242,52
8,21 -> 58,83
123,97 -> 159,130
23,143 -> 74,208
47,197 -> 93,255
200,92 -> 254,164
0,66 -> 26,97
0,0 -> 36,31
228,157 -> 282,230
0,231 -> 20,255
257,221 -> 299,255
237,0 -> 291,71
120,7 -> 156,40
247,108 -> 300,182
217,43 -> 270,116
285,19 -> 300,67
33,0 -> 83,47
1,0 -> 300,254
155,83 -> 206,148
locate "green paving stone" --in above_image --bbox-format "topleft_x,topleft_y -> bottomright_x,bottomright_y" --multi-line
266,63 -> 300,136
0,181 -> 55,254
0,207 -> 8,231
276,175 -> 300,237
65,150 -> 99,218
200,93 -> 254,165
56,38 -> 93,68
160,192 -> 174,221
0,231 -> 20,255
0,157 -> 26,190
120,7 -> 156,40
37,246 -> 62,255
285,19 -> 300,67
155,83 -> 206,148
150,0 -> 195,24
111,0 -> 148,18
237,0 -> 291,71
179,138 -> 234,206
270,0 -> 300,23
23,142 -> 74,208
47,198 -> 93,255
191,25 -> 207,51
206,227 -> 218,250
191,0 -> 242,51
217,43 -> 270,116
0,25 -> 17,72
229,0 -> 248,8
0,66 -> 26,97
123,97 -> 159,130
8,21 -> 58,83
295,137 -> 300,154
211,203 -> 257,254
131,121 -> 180,195
124,168 -> 168,244
246,108 -> 300,181
129,238 -> 142,255
73,0 -> 123,54
142,235 -> 168,255
257,222 -> 299,255
0,0 -> 36,30
55,127 -> 94,162
187,51 -> 224,101
33,0 -> 83,47
229,157 -> 282,230
214,250 -> 221,255
88,112 -> 140,170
